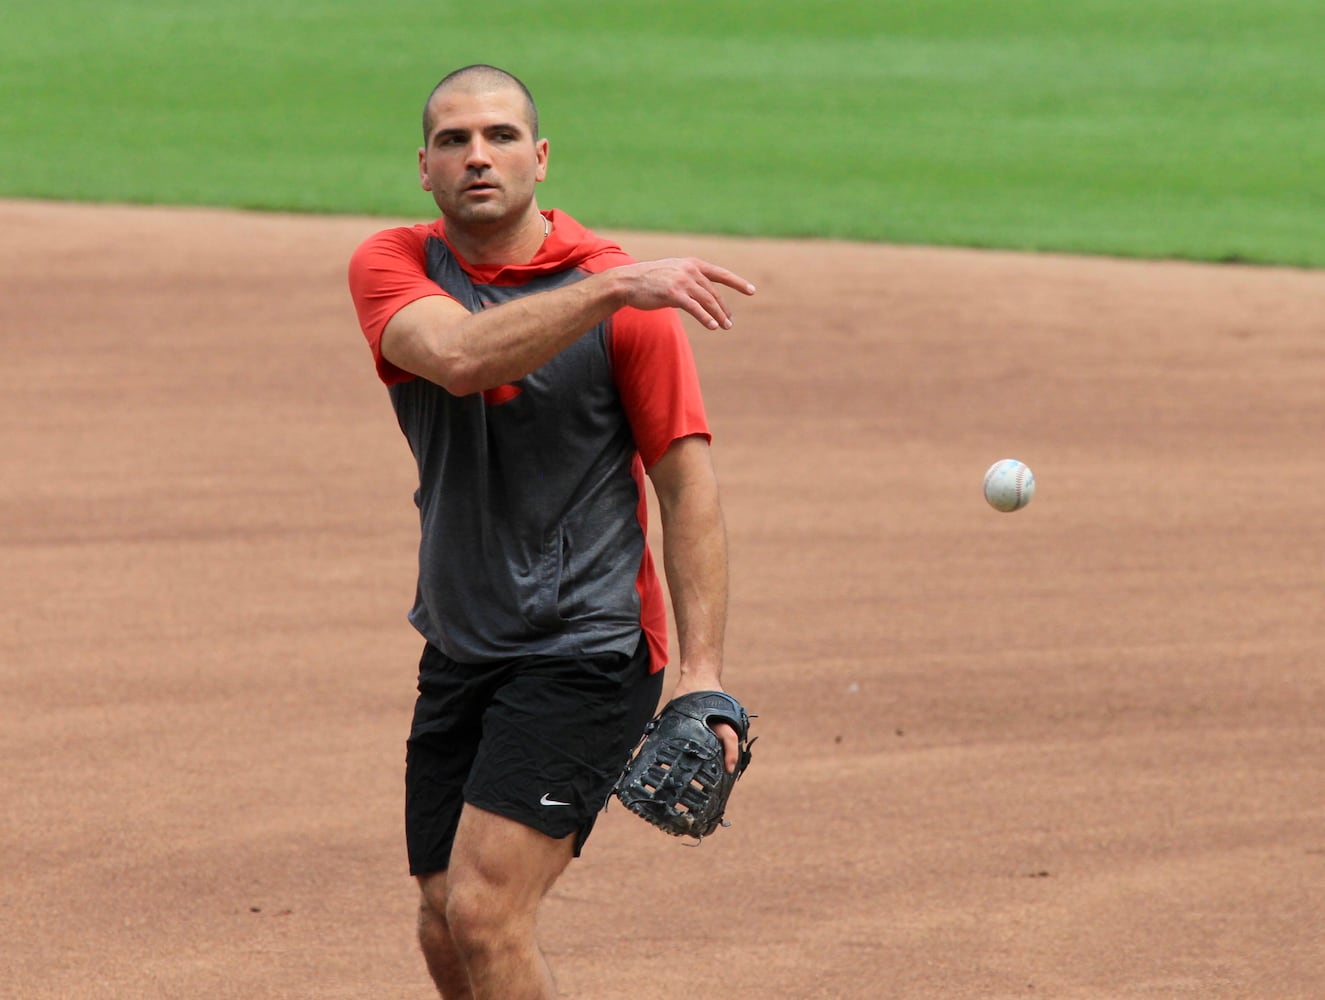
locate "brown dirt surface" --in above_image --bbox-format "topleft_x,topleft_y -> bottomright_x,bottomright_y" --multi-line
2,199 -> 1323,999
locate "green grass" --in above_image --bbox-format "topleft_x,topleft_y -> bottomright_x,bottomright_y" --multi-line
2,0 -> 1322,264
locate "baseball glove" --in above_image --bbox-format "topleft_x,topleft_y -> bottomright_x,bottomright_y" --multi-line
613,690 -> 754,840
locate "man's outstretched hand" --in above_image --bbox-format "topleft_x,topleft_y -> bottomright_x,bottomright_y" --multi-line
614,257 -> 756,330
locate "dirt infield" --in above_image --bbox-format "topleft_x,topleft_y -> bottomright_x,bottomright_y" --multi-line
2,199 -> 1322,999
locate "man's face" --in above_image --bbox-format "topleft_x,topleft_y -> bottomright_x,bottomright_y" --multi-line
419,83 -> 548,229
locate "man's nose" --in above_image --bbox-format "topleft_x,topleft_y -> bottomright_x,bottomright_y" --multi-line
464,138 -> 493,169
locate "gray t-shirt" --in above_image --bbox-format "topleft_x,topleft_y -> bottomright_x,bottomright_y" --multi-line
389,237 -> 647,663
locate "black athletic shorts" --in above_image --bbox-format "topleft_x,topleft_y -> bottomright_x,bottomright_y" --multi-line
404,633 -> 664,876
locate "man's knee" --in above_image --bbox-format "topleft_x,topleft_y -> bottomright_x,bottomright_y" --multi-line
416,874 -> 476,998
414,864 -> 520,963
418,868 -> 514,958
418,882 -> 447,936
443,874 -> 525,959
418,872 -> 450,926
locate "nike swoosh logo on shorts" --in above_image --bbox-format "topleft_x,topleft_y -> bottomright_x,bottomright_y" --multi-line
539,793 -> 571,807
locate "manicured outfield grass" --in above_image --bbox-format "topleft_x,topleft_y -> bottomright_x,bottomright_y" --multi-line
2,1 -> 1321,265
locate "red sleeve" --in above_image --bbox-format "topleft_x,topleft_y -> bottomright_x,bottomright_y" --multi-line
609,306 -> 711,468
347,225 -> 454,386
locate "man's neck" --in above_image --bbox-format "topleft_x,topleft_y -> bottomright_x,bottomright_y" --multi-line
445,208 -> 549,267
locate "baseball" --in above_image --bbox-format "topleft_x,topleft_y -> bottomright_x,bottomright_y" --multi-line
983,459 -> 1035,513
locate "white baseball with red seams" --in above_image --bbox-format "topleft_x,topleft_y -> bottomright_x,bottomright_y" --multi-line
983,459 -> 1036,512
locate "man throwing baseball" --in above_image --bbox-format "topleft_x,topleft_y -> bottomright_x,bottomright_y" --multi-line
347,64 -> 752,999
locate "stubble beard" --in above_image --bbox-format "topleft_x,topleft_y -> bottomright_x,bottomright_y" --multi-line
443,183 -> 533,237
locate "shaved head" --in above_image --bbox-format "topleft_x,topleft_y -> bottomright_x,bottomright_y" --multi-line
422,64 -> 539,143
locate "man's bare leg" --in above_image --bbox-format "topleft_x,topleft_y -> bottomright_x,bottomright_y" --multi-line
417,869 -> 474,999
434,804 -> 575,1000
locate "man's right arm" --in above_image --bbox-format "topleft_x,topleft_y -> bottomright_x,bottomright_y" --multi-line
381,258 -> 755,395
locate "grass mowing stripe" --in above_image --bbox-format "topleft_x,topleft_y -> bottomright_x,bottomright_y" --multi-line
1,0 -> 1321,264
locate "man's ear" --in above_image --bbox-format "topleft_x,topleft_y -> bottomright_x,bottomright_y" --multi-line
535,137 -> 549,183
418,148 -> 432,191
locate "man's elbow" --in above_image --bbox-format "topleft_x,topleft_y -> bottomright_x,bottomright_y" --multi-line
387,341 -> 482,396
433,358 -> 486,396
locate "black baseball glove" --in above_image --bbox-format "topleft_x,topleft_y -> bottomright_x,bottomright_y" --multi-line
613,690 -> 754,840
